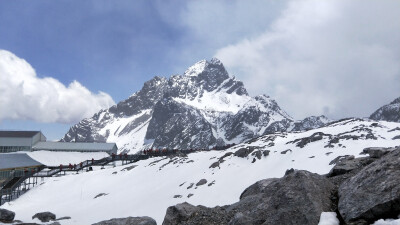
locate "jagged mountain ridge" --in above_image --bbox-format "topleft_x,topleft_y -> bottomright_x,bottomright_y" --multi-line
61,58 -> 328,152
370,96 -> 400,122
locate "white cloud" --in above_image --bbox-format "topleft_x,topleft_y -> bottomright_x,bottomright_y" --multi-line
0,50 -> 115,123
215,0 -> 400,119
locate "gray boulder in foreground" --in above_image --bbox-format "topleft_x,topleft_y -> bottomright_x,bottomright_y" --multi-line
0,208 -> 15,222
328,156 -> 374,177
32,211 -> 56,222
227,170 -> 335,225
362,146 -> 395,158
338,148 -> 400,223
92,216 -> 157,225
162,202 -> 230,225
163,170 -> 335,225
239,178 -> 278,200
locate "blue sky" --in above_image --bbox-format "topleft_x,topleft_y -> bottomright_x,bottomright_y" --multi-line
1,0 -> 399,140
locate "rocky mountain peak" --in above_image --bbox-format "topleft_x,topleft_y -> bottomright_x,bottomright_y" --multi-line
183,58 -> 230,92
183,58 -> 224,77
370,96 -> 400,122
62,58 -> 329,152
390,97 -> 400,105
184,59 -> 208,77
210,57 -> 222,65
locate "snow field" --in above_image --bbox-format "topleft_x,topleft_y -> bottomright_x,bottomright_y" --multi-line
2,119 -> 400,224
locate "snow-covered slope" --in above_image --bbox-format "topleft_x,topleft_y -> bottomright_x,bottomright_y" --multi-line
370,96 -> 400,122
4,118 -> 399,224
61,59 -> 326,153
27,151 -> 109,166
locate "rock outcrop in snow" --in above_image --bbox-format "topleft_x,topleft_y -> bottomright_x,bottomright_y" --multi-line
338,148 -> 400,224
0,208 -> 15,223
92,216 -> 157,225
61,58 -> 328,152
163,147 -> 400,225
370,96 -> 400,122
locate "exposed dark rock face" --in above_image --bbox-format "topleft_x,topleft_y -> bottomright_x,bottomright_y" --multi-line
338,148 -> 400,224
163,170 -> 335,225
280,149 -> 292,154
94,193 -> 109,199
209,161 -> 220,169
251,150 -> 262,160
287,132 -> 331,148
92,216 -> 157,225
239,178 -> 278,200
222,95 -> 291,141
234,146 -> 257,158
370,97 -> 400,122
291,115 -> 330,131
0,208 -> 15,223
196,179 -> 207,186
362,146 -> 395,158
328,156 -> 374,177
32,211 -> 56,222
162,202 -> 231,225
209,152 -> 233,168
145,98 -> 216,149
226,170 -> 335,225
329,155 -> 355,166
262,118 -> 292,134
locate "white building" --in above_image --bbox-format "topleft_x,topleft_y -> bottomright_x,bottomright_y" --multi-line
0,131 -> 117,154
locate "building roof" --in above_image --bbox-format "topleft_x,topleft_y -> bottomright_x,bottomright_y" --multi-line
32,141 -> 117,152
0,153 -> 43,170
0,131 -> 41,138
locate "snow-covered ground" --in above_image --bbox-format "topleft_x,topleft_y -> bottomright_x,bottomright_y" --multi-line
2,119 -> 400,224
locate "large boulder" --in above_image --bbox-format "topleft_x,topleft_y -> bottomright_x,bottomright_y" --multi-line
226,170 -> 335,225
234,146 -> 257,158
163,202 -> 230,225
92,216 -> 157,225
362,147 -> 394,158
196,179 -> 207,186
32,211 -> 56,222
0,208 -> 15,222
328,156 -> 374,177
338,148 -> 400,224
239,178 -> 278,200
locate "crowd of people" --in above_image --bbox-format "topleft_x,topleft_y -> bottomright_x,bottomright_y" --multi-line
56,143 -> 237,171
141,143 -> 236,156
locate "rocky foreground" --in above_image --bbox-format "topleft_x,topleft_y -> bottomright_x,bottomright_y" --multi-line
161,147 -> 400,225
1,147 -> 399,225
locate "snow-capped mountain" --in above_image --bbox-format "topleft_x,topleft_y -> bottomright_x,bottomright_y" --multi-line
61,59 -> 327,152
370,96 -> 400,122
4,118 -> 400,224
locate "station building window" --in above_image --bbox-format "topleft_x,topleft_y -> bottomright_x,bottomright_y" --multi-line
0,146 -> 31,153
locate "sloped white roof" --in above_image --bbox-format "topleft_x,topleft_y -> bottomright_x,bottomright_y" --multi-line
0,153 -> 43,170
32,141 -> 117,152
